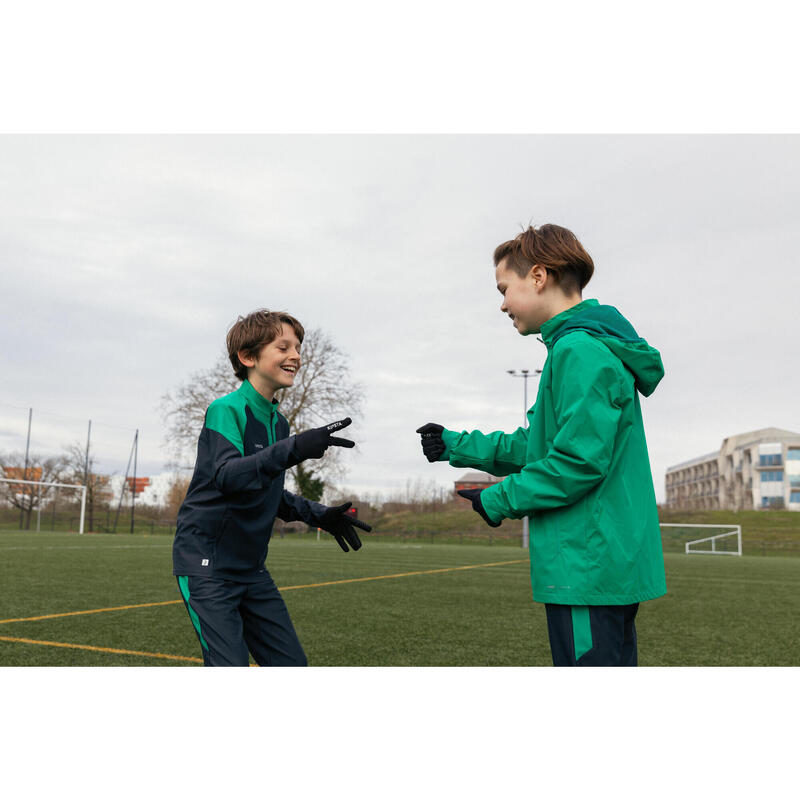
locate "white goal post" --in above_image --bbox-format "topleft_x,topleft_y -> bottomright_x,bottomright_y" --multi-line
0,477 -> 88,534
660,523 -> 742,556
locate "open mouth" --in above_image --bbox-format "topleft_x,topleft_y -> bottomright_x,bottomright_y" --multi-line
281,365 -> 297,374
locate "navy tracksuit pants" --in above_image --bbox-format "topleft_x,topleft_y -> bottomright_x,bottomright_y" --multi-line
545,603 -> 639,667
177,573 -> 307,667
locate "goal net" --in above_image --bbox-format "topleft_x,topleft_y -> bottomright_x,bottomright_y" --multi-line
0,477 -> 87,534
659,523 -> 742,556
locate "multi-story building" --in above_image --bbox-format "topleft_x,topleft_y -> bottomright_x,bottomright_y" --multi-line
665,427 -> 800,511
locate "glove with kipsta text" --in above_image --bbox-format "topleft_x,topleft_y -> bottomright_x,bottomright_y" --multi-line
317,502 -> 372,552
415,422 -> 446,462
292,418 -> 356,463
457,488 -> 502,528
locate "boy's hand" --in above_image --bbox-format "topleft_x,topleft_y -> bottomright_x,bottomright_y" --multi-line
293,418 -> 356,461
415,422 -> 445,462
457,488 -> 502,528
317,502 -> 372,552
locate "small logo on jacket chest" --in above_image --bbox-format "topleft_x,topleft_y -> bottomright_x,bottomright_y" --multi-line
254,443 -> 264,449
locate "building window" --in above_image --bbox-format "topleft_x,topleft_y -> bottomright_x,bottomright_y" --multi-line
762,496 -> 785,509
787,448 -> 800,460
760,470 -> 784,482
791,491 -> 800,503
759,454 -> 783,467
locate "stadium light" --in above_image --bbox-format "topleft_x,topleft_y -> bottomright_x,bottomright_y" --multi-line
507,369 -> 542,549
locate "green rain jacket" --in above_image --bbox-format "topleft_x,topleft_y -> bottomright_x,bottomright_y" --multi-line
440,299 -> 667,606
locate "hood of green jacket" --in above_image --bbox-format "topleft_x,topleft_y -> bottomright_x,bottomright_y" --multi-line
541,299 -> 664,397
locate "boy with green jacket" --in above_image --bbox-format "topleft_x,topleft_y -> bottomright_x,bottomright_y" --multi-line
416,224 -> 666,666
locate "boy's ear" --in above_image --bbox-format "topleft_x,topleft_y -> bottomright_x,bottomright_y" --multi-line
237,349 -> 256,368
529,263 -> 549,290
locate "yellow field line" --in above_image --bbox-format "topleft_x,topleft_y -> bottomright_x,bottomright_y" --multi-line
0,634 -> 203,664
0,599 -> 182,625
279,558 -> 527,591
0,558 -> 528,626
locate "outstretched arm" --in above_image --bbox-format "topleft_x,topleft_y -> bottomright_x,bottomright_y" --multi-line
416,422 -> 529,476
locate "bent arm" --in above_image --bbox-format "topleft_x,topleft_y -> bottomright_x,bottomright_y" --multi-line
277,490 -> 327,527
480,342 -> 625,521
205,403 -> 298,495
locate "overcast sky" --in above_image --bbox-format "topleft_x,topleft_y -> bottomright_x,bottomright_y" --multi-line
1,134 -> 798,502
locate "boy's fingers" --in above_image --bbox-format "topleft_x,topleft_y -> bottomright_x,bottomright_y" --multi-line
349,518 -> 372,532
415,422 -> 442,435
333,533 -> 349,552
329,436 -> 355,448
326,418 -> 352,433
344,528 -> 363,550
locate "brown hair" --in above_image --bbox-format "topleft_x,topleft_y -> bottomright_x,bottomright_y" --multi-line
493,223 -> 594,295
226,309 -> 305,381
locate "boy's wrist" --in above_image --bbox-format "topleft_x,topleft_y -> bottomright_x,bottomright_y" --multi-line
439,429 -> 458,461
477,486 -> 505,524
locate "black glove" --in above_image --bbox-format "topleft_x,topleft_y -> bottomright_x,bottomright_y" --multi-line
457,488 -> 502,528
415,422 -> 445,462
317,502 -> 372,552
293,418 -> 356,462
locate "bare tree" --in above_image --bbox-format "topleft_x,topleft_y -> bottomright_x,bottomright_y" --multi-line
0,452 -> 68,530
159,327 -> 365,492
164,474 -> 192,519
60,442 -> 112,533
160,355 -> 238,468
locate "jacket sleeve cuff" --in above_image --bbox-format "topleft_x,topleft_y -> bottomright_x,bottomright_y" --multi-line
440,428 -> 459,461
478,485 -> 506,524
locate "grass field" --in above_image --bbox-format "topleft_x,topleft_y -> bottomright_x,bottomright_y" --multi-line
1,529 -> 799,666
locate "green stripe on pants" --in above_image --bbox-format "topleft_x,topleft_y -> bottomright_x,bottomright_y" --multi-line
571,606 -> 593,662
177,576 -> 209,651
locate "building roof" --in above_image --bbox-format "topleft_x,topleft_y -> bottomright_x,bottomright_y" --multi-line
667,427 -> 800,472
666,452 -> 719,472
721,427 -> 800,452
454,471 -> 501,484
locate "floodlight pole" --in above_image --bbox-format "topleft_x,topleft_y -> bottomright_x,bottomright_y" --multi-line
84,419 -> 92,533
114,431 -> 137,533
130,429 -> 139,534
507,369 -> 542,549
20,407 -> 32,529
83,420 -> 91,486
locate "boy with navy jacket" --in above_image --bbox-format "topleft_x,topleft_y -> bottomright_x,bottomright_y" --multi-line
173,309 -> 369,666
417,224 -> 666,666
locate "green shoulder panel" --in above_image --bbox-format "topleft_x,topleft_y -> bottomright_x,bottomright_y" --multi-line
205,393 -> 247,455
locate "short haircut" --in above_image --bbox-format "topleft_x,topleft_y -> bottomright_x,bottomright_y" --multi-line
226,309 -> 305,382
493,224 -> 594,295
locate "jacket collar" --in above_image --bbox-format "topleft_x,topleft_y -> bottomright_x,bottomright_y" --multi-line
238,379 -> 279,416
540,298 -> 599,349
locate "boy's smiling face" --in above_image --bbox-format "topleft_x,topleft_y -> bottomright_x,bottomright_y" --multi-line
239,323 -> 302,399
496,258 -> 582,335
496,259 -> 549,335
